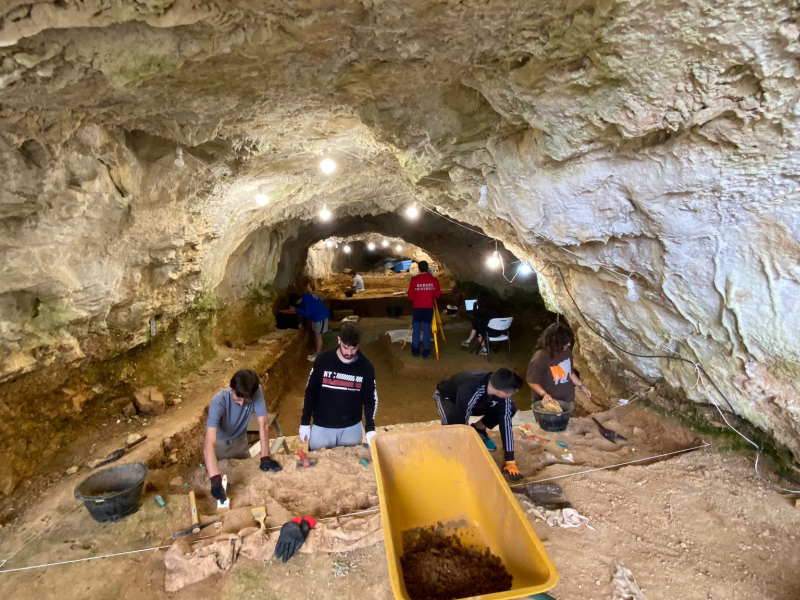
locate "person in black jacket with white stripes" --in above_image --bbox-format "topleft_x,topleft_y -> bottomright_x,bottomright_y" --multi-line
434,368 -> 524,480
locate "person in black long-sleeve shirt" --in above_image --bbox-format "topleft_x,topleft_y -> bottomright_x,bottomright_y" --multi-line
299,323 -> 378,450
434,368 -> 525,480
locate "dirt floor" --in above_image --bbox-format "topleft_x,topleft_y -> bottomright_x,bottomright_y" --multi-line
1,303 -> 800,599
276,313 -> 562,433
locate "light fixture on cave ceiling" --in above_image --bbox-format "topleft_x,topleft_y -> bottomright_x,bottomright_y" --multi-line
381,240 -> 390,248
343,244 -> 352,254
405,204 -> 420,219
174,147 -> 185,168
395,244 -> 403,253
255,193 -> 269,206
319,155 -> 337,175
626,277 -> 640,302
487,251 -> 501,270
518,261 -> 533,276
319,205 -> 332,221
326,240 -> 335,248
367,242 -> 376,251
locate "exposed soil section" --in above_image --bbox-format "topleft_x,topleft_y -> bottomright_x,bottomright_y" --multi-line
400,523 -> 513,600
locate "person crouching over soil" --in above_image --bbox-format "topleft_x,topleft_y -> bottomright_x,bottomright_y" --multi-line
526,322 -> 591,413
434,368 -> 525,481
299,322 -> 379,450
290,292 -> 331,362
204,369 -> 282,505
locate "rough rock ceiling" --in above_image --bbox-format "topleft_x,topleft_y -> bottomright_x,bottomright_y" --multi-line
1,1 -> 799,458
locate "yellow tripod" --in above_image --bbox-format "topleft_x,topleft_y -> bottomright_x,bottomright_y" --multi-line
402,301 -> 446,359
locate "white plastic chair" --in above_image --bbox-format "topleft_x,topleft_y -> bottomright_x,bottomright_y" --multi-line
484,317 -> 513,361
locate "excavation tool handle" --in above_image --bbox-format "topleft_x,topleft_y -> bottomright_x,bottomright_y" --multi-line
189,491 -> 199,527
126,435 -> 148,450
298,449 -> 308,462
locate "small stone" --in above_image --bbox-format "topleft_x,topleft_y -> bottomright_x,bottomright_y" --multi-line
133,387 -> 165,415
162,437 -> 173,451
66,466 -> 79,475
173,397 -> 182,405
122,402 -> 137,418
169,476 -> 184,493
633,427 -> 644,436
795,499 -> 800,509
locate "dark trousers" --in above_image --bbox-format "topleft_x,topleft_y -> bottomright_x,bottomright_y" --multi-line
411,308 -> 434,356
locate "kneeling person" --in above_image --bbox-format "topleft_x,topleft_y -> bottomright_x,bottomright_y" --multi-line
434,368 -> 524,480
204,369 -> 282,503
300,323 -> 378,450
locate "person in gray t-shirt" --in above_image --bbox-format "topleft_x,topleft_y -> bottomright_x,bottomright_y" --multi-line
203,369 -> 282,504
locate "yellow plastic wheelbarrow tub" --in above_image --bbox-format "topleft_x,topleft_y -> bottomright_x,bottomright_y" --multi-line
371,425 -> 558,600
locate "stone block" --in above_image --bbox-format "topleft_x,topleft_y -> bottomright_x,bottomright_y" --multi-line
133,387 -> 166,415
332,309 -> 354,321
122,401 -> 137,418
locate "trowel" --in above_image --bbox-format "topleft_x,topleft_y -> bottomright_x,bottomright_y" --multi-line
91,435 -> 148,469
216,474 -> 230,512
592,418 -> 628,444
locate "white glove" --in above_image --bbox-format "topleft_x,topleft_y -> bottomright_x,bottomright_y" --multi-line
365,430 -> 376,446
299,425 -> 310,442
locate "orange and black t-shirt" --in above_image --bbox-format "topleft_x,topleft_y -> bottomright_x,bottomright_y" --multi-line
526,349 -> 575,403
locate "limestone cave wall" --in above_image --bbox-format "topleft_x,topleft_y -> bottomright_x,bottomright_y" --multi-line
0,0 -> 798,488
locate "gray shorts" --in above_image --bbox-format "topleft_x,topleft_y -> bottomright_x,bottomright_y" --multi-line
312,318 -> 329,334
309,422 -> 363,451
214,434 -> 249,460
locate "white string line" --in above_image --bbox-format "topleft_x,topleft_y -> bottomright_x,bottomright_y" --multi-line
0,502 -> 83,569
508,442 -> 712,488
0,506 -> 382,575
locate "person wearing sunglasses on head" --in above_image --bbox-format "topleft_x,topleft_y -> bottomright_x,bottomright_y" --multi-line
203,369 -> 282,505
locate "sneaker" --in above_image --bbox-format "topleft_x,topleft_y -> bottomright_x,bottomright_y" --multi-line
422,353 -> 432,360
473,425 -> 496,451
460,339 -> 471,348
479,347 -> 488,356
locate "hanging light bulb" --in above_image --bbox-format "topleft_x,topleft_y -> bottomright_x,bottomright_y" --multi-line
626,277 -> 639,302
518,262 -> 533,276
343,245 -> 352,254
478,185 -> 488,208
326,240 -> 334,248
255,194 -> 269,206
395,244 -> 403,253
174,147 -> 185,168
405,204 -> 419,219
381,240 -> 389,248
320,157 -> 336,174
367,242 -> 376,251
319,205 -> 332,221
487,251 -> 501,270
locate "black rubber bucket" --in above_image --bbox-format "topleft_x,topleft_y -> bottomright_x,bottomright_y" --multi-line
386,306 -> 402,317
74,462 -> 147,523
344,290 -> 354,298
532,400 -> 574,432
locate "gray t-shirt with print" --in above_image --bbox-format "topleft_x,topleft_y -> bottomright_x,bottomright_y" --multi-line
206,386 -> 267,441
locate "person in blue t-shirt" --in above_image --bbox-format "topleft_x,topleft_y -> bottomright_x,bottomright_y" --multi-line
290,292 -> 331,362
204,369 -> 282,505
